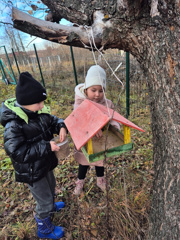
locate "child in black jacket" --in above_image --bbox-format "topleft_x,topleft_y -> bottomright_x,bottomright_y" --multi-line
0,72 -> 68,239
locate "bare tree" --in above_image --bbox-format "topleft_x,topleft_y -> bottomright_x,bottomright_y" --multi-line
4,26 -> 16,50
12,1 -> 180,239
4,26 -> 21,52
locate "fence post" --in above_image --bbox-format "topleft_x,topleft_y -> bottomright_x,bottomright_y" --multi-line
70,46 -> 78,85
0,59 -> 16,84
3,46 -> 17,84
0,46 -> 17,84
12,48 -> 20,75
0,59 -> 7,83
33,43 -> 45,88
126,52 -> 130,118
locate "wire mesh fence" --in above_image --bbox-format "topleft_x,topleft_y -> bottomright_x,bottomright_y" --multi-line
0,42 -> 149,120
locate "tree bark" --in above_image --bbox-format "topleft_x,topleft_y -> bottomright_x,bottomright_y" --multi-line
12,0 -> 180,239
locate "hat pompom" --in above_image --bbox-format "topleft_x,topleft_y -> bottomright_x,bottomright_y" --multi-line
16,72 -> 47,105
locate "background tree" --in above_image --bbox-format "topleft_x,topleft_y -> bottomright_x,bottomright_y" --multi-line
11,1 -> 180,239
0,0 -> 47,51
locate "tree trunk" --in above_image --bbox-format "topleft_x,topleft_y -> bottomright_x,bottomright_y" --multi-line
11,0 -> 180,239
142,32 -> 180,240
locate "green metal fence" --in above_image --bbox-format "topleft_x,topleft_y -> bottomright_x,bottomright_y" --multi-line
0,43 -> 148,119
0,46 -> 16,84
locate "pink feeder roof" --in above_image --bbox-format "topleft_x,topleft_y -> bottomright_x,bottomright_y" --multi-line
90,101 -> 145,132
64,99 -> 145,150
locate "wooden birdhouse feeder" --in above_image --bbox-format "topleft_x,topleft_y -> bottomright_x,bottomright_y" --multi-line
65,99 -> 145,163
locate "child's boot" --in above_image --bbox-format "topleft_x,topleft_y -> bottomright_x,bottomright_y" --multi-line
51,202 -> 65,219
73,179 -> 84,195
54,201 -> 65,212
35,215 -> 64,239
97,176 -> 106,192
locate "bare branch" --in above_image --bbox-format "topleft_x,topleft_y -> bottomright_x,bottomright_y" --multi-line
0,21 -> 13,26
12,7 -> 104,49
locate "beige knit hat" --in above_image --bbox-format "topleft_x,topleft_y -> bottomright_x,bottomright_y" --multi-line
84,65 -> 106,90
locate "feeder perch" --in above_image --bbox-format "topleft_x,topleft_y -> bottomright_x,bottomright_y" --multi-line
64,99 -> 145,163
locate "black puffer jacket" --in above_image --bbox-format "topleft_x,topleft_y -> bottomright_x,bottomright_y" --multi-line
0,98 -> 67,185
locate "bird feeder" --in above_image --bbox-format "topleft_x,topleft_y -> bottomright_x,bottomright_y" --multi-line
64,99 -> 145,163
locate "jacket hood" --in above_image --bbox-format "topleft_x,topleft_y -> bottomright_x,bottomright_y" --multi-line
0,98 -> 50,126
75,83 -> 86,99
74,84 -> 107,109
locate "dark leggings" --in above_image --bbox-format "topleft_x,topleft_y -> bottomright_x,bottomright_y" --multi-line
78,164 -> 104,179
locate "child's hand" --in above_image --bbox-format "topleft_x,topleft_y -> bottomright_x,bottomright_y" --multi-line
95,129 -> 103,138
50,141 -> 60,152
59,127 -> 67,142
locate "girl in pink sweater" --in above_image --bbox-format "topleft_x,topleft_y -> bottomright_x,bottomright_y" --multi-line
73,65 -> 120,195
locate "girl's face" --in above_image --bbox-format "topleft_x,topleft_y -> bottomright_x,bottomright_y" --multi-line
85,85 -> 104,103
23,101 -> 44,112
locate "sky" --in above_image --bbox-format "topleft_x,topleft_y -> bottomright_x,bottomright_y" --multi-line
0,0 -> 70,52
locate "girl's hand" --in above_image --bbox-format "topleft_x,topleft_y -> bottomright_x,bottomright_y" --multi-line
59,127 -> 67,142
50,141 -> 60,151
95,129 -> 103,138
